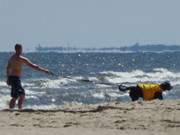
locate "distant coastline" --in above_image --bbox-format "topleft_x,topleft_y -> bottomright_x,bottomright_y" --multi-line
35,43 -> 180,52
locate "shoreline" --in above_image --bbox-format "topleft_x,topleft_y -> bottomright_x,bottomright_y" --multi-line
0,100 -> 180,135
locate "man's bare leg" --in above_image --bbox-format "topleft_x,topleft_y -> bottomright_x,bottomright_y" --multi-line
9,98 -> 17,109
18,95 -> 25,110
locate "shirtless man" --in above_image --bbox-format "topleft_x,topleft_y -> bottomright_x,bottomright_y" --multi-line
6,44 -> 53,109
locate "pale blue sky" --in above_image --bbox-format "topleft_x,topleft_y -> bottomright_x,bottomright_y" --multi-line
0,0 -> 180,51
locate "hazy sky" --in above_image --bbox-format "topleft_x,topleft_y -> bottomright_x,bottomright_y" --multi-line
0,0 -> 180,51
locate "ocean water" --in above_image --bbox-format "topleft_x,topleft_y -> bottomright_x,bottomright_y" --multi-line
0,52 -> 180,109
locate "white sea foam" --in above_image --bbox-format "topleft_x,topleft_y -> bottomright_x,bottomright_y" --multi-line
25,102 -> 84,110
0,81 -> 7,87
24,104 -> 59,110
40,77 -> 76,89
0,95 -> 10,109
100,68 -> 180,85
92,93 -> 105,99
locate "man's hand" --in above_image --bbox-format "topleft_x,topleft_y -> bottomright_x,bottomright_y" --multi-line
44,70 -> 54,76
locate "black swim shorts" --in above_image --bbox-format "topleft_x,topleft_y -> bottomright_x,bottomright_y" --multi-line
8,76 -> 25,98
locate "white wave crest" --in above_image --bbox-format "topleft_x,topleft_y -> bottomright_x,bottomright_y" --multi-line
100,68 -> 180,85
0,81 -> 8,87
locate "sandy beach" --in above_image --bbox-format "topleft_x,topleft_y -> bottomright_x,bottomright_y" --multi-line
0,100 -> 180,135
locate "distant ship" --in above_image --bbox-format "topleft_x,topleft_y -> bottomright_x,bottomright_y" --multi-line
35,43 -> 180,52
35,44 -> 78,52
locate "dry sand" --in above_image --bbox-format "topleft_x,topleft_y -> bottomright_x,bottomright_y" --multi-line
0,100 -> 180,135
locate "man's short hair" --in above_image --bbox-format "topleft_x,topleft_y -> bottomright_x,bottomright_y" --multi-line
15,44 -> 22,50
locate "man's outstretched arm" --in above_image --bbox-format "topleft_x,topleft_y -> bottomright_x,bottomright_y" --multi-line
22,57 -> 53,75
